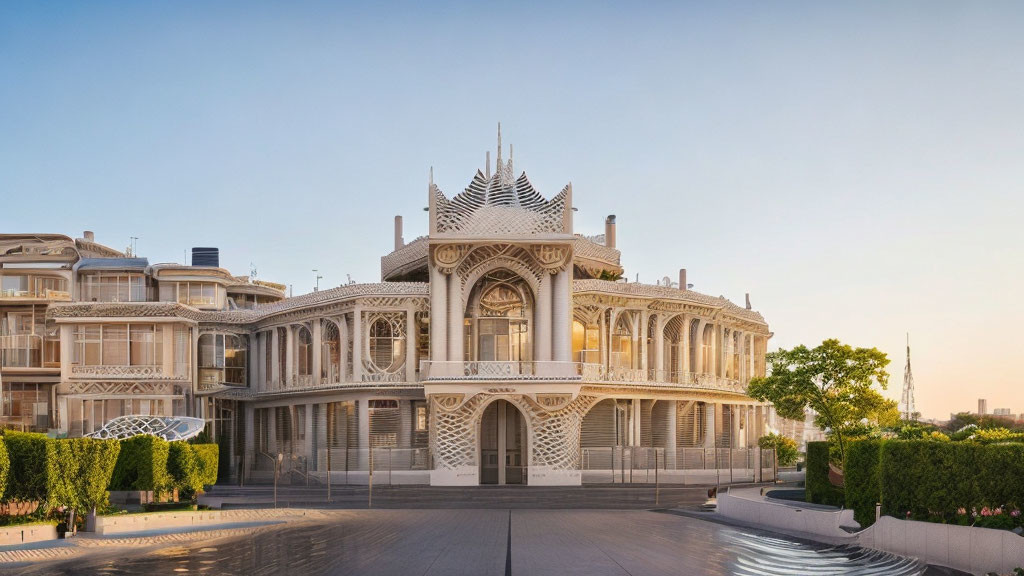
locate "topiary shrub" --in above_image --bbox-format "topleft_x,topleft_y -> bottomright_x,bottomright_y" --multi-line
167,442 -> 202,499
51,438 -> 121,514
110,435 -> 171,493
844,439 -> 883,527
805,441 -> 844,507
3,431 -> 57,508
192,444 -> 219,489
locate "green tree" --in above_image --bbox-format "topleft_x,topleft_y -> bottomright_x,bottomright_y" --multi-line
757,433 -> 799,466
747,339 -> 891,465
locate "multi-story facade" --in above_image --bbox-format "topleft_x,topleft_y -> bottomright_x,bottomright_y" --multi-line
4,136 -> 778,486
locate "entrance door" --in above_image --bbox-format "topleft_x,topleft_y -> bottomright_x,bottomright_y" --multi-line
479,400 -> 526,485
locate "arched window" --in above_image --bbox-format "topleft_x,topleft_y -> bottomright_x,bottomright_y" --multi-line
702,324 -> 715,375
611,315 -> 633,369
296,326 -> 313,376
321,320 -> 340,383
368,315 -> 405,373
467,271 -> 531,363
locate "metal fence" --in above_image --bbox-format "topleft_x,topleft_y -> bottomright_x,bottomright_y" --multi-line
250,448 -> 432,486
581,446 -> 776,484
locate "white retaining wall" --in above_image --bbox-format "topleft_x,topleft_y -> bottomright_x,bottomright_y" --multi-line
0,523 -> 57,546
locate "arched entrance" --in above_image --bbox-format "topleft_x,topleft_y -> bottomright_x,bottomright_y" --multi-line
479,399 -> 527,485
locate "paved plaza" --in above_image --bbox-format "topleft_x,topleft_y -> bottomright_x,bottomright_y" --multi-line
14,508 -> 947,576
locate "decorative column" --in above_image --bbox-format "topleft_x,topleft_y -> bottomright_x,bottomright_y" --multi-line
358,398 -> 370,469
639,311 -> 649,375
666,400 -> 677,469
270,328 -> 281,388
304,403 -> 314,459
703,402 -> 716,449
248,333 -> 258,389
405,307 -> 417,382
267,407 -> 278,454
694,320 -> 705,374
653,316 -> 665,380
599,309 -> 607,369
632,399 -> 642,446
312,321 -> 322,385
535,273 -> 552,362
551,269 -> 571,363
352,307 -> 363,382
338,316 -> 349,382
285,325 -> 295,386
748,334 -> 756,381
730,405 -> 741,449
679,315 -> 689,376
429,265 -> 447,363
447,273 -> 463,363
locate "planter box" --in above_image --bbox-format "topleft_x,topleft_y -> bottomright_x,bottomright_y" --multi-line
0,523 -> 57,546
93,510 -> 224,536
858,516 -> 1024,575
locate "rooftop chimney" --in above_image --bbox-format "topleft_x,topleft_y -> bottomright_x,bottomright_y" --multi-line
605,215 -> 617,249
679,269 -> 687,291
745,293 -> 751,310
394,215 -> 404,251
83,231 -> 95,243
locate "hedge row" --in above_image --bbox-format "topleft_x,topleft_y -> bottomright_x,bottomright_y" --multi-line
0,433 -> 218,512
3,432 -> 121,512
805,441 -> 845,507
844,439 -> 1024,528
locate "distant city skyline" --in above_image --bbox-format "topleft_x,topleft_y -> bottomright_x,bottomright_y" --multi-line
2,1 -> 1022,420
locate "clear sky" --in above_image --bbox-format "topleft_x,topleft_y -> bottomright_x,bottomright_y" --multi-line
2,1 -> 1022,420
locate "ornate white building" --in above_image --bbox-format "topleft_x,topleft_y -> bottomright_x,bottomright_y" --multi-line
2,132 -> 777,486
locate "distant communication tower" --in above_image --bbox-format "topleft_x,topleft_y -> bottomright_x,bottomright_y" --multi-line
899,333 -> 917,421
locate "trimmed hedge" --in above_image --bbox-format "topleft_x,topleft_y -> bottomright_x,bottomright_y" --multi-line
168,443 -> 219,499
879,440 -> 1024,522
844,439 -> 882,527
0,438 -> 8,501
193,444 -> 219,488
110,435 -> 171,492
3,431 -> 57,507
51,438 -> 121,512
805,441 -> 845,507
2,433 -> 120,513
843,439 -> 1024,528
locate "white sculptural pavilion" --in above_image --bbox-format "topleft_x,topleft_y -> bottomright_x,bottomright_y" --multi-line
85,415 -> 206,441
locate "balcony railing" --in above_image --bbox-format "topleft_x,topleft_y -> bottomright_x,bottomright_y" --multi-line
419,361 -> 582,381
417,361 -> 748,393
0,288 -> 71,301
70,364 -> 176,379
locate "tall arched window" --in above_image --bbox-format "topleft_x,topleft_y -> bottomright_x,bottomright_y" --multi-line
296,326 -> 313,376
702,324 -> 715,375
610,314 -> 633,369
368,315 -> 405,373
321,320 -> 340,383
467,271 -> 531,363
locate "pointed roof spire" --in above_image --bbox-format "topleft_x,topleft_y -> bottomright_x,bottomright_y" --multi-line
429,166 -> 434,186
496,122 -> 502,170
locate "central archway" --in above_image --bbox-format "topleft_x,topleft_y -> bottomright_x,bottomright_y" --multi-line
479,399 -> 528,485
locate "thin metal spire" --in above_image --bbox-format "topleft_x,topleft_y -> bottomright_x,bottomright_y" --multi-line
900,332 -> 917,421
495,122 -> 502,172
429,166 -> 433,186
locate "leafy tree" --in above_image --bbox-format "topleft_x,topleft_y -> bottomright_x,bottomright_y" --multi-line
747,339 -> 891,465
757,433 -> 799,466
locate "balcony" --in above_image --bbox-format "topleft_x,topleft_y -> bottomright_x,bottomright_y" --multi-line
0,334 -> 59,369
418,361 -> 747,394
419,361 -> 582,381
0,288 -> 71,302
70,364 -> 177,380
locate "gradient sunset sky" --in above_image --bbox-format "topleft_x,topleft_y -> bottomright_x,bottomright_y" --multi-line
2,1 -> 1022,420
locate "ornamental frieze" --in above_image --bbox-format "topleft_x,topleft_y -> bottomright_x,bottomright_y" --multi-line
63,381 -> 183,396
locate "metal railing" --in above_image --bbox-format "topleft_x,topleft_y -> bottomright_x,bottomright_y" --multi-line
417,360 -> 747,393
581,446 -> 775,484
